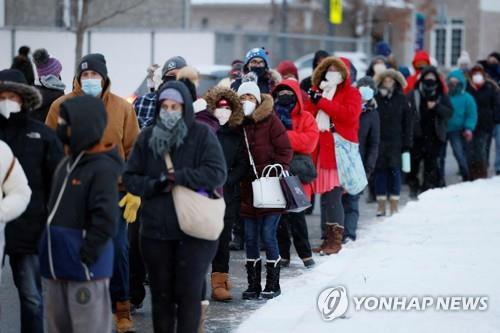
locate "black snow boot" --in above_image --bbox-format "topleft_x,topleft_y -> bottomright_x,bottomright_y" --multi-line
242,259 -> 262,300
262,259 -> 281,299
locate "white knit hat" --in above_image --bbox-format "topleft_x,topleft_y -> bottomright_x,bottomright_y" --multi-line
237,81 -> 261,104
457,51 -> 471,66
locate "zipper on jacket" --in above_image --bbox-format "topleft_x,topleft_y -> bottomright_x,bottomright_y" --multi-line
80,229 -> 93,281
46,152 -> 85,280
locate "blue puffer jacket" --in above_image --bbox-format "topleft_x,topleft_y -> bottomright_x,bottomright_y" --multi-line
447,69 -> 478,132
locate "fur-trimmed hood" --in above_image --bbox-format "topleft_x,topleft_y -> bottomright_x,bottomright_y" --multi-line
249,94 -> 273,123
374,68 -> 407,89
204,86 -> 244,127
0,69 -> 42,110
311,56 -> 349,88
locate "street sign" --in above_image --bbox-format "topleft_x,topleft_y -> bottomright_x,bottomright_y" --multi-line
330,0 -> 343,25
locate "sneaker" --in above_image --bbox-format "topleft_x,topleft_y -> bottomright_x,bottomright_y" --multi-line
280,259 -> 290,268
303,258 -> 316,268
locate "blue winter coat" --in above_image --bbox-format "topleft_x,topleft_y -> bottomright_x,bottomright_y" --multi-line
447,70 -> 478,133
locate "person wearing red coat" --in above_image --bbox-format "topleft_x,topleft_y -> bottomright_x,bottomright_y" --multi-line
237,81 -> 293,300
272,79 -> 319,269
307,56 -> 362,255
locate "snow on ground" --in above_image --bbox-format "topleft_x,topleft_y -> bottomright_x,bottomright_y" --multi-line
237,177 -> 500,333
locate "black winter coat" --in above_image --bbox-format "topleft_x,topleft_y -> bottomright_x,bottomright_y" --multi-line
33,85 -> 64,123
0,113 -> 63,255
375,90 -> 413,168
358,101 -> 380,174
218,125 -> 247,188
466,81 -> 500,131
123,81 -> 227,241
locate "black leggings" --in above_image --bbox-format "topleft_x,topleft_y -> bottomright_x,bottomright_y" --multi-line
320,187 -> 345,237
141,237 -> 217,333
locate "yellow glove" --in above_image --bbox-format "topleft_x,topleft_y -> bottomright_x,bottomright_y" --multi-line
118,193 -> 141,223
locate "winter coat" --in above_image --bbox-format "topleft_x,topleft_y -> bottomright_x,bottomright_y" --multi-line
32,84 -> 64,123
0,113 -> 63,255
358,100 -> 380,175
446,69 -> 478,133
123,81 -> 227,240
0,140 -> 31,283
466,70 -> 500,132
408,66 -> 453,144
39,96 -> 123,281
204,86 -> 247,188
309,57 -> 362,170
272,79 -> 319,198
240,94 -> 293,218
374,69 -> 413,168
46,78 -> 140,161
405,50 -> 431,94
195,109 -> 220,134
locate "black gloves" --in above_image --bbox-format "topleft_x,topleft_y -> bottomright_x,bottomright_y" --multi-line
153,172 -> 175,193
308,88 -> 322,104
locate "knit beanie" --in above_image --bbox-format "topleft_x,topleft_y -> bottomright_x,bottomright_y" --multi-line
33,49 -> 63,77
77,53 -> 108,81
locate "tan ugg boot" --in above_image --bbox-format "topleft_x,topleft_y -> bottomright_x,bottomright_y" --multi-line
389,197 -> 399,215
115,300 -> 135,333
314,223 -> 342,255
376,197 -> 386,217
211,272 -> 232,302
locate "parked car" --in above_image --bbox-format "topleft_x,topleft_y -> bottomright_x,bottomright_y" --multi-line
126,65 -> 231,103
295,51 -> 369,82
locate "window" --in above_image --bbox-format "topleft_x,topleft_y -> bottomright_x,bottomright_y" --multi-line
431,19 -> 465,68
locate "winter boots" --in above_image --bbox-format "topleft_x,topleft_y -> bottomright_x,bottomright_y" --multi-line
261,259 -> 281,299
114,300 -> 135,333
376,197 -> 386,217
312,223 -> 343,255
242,259 -> 262,300
198,300 -> 209,333
211,272 -> 232,302
389,197 -> 399,215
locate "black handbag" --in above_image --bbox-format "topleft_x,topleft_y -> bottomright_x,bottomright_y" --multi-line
280,171 -> 311,213
290,154 -> 317,184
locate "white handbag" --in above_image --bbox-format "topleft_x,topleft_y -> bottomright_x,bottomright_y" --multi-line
243,129 -> 287,209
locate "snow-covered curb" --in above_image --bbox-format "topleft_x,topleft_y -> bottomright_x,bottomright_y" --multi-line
237,178 -> 500,333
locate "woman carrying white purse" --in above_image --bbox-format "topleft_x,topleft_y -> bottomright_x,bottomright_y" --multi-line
237,81 -> 293,300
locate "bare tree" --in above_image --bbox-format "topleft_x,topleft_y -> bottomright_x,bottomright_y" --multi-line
69,0 -> 146,66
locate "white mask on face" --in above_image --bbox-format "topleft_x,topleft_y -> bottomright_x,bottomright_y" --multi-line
243,101 -> 256,116
325,71 -> 343,85
472,73 -> 485,85
373,63 -> 387,75
0,99 -> 22,119
214,108 -> 232,125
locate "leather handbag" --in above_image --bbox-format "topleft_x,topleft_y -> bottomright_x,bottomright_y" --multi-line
165,154 -> 225,241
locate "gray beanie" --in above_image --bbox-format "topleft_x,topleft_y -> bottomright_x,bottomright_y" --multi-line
162,56 -> 187,77
356,76 -> 377,94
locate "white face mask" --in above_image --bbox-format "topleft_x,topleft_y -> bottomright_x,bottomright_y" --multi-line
0,99 -> 22,119
214,108 -> 232,126
243,101 -> 256,116
373,63 -> 387,75
472,73 -> 484,85
325,71 -> 343,85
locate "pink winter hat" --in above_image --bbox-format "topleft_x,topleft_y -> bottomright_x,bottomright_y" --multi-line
33,48 -> 62,77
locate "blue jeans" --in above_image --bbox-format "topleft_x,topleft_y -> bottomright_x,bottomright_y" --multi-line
375,168 -> 401,198
495,124 -> 500,173
244,215 -> 281,261
110,193 -> 129,305
10,254 -> 43,333
342,194 -> 360,241
449,131 -> 470,180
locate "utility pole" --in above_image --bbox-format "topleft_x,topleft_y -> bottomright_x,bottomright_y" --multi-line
281,0 -> 288,60
183,0 -> 191,29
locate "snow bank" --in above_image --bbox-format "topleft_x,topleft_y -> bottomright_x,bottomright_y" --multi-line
237,178 -> 500,333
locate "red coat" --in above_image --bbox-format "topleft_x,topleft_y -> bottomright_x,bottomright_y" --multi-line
308,57 -> 362,170
273,79 -> 319,199
404,50 -> 448,95
240,94 -> 293,218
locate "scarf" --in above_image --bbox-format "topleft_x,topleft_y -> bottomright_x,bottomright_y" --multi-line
275,103 -> 294,130
148,117 -> 188,159
315,80 -> 338,131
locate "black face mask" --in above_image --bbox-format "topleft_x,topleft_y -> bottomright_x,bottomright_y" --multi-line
163,75 -> 176,82
420,79 -> 439,100
448,81 -> 460,96
56,124 -> 71,145
249,66 -> 266,78
276,94 -> 296,106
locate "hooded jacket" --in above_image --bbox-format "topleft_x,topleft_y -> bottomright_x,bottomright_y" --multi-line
405,50 -> 431,94
0,70 -> 64,255
300,50 -> 330,92
45,77 -> 140,161
408,66 -> 453,143
39,96 -> 123,281
446,69 -> 478,133
123,81 -> 227,240
272,79 -> 319,198
374,69 -> 413,168
466,66 -> 500,132
309,56 -> 362,170
240,94 -> 293,218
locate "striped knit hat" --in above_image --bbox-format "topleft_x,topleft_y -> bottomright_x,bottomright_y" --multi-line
33,49 -> 62,77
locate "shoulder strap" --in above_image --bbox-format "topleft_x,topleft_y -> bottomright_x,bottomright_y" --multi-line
164,154 -> 175,172
3,157 -> 16,184
243,129 -> 259,179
